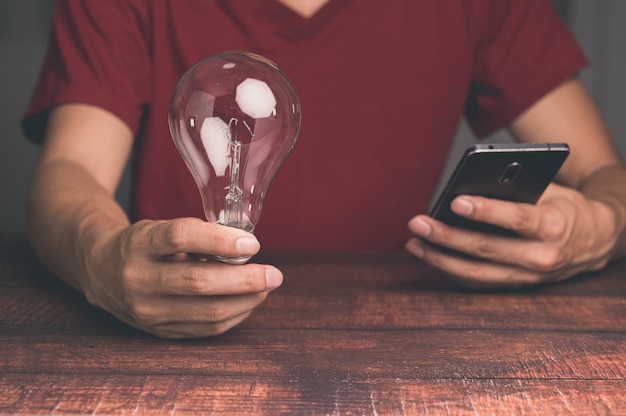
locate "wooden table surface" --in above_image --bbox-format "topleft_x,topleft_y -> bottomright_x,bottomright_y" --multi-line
1,240 -> 625,415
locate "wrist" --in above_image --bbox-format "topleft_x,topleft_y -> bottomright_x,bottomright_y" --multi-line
74,210 -> 128,295
580,165 -> 626,261
593,198 -> 626,261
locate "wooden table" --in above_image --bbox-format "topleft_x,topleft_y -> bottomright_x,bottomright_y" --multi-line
1,240 -> 625,415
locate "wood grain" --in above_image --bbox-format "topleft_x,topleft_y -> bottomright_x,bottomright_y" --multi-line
2,374 -> 625,415
1,241 -> 625,414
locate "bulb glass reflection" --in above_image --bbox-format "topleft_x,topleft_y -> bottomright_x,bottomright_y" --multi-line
169,51 -> 301,264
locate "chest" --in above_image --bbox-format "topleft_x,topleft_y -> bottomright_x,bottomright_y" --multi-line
152,1 -> 475,136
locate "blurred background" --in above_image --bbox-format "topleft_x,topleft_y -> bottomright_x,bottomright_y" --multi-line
1,1 -> 625,237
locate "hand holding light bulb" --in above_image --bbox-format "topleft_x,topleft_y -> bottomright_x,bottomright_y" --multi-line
169,51 -> 302,264
49,52 -> 300,339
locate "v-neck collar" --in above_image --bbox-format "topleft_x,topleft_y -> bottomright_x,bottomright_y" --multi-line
260,0 -> 354,41
275,0 -> 332,20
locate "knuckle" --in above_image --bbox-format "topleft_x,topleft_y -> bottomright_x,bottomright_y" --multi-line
436,223 -> 453,241
126,298 -> 157,326
528,248 -> 566,272
472,238 -> 498,258
209,225 -> 231,248
165,221 -> 189,251
119,261 -> 146,293
117,267 -> 159,324
242,266 -> 266,291
541,212 -> 568,241
183,267 -> 209,293
508,208 -> 533,233
122,229 -> 143,254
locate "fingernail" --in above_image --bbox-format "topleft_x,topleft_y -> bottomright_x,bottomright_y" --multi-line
452,197 -> 474,216
236,237 -> 260,255
410,217 -> 432,237
265,267 -> 283,290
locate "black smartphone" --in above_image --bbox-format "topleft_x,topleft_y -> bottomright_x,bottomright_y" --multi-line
429,143 -> 570,234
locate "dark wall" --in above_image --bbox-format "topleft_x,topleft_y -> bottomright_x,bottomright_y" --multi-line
0,1 -> 53,237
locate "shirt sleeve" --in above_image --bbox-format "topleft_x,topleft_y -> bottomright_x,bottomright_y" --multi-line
21,0 -> 152,144
465,0 -> 589,137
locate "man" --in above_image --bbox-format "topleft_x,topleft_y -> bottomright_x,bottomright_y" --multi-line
22,0 -> 626,338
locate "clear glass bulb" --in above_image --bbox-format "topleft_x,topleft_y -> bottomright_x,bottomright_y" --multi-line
169,51 -> 301,264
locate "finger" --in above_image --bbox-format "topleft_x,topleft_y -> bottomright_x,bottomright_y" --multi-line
140,310 -> 255,339
405,238 -> 543,287
409,214 -> 516,260
153,310 -> 254,338
153,262 -> 283,295
408,215 -> 560,270
450,196 -> 542,238
149,217 -> 260,258
127,291 -> 268,329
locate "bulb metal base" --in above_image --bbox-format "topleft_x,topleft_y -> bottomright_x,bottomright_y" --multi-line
214,220 -> 255,265
215,255 -> 252,265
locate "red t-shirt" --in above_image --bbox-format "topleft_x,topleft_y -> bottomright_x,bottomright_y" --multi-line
23,0 -> 587,250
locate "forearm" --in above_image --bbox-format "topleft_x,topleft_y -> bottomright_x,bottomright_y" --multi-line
26,158 -> 129,291
578,164 -> 626,261
25,153 -> 276,339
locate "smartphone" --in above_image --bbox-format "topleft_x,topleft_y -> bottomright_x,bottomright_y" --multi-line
429,142 -> 570,235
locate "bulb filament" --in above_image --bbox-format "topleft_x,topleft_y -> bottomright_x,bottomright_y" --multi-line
224,119 -> 244,229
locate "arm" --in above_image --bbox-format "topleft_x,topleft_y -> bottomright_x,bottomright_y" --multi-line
27,103 -> 282,337
406,78 -> 626,286
512,78 -> 626,260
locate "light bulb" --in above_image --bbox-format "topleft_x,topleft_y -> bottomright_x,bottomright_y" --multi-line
169,51 -> 301,264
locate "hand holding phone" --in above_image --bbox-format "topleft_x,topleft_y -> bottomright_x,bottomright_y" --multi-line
429,143 -> 570,235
